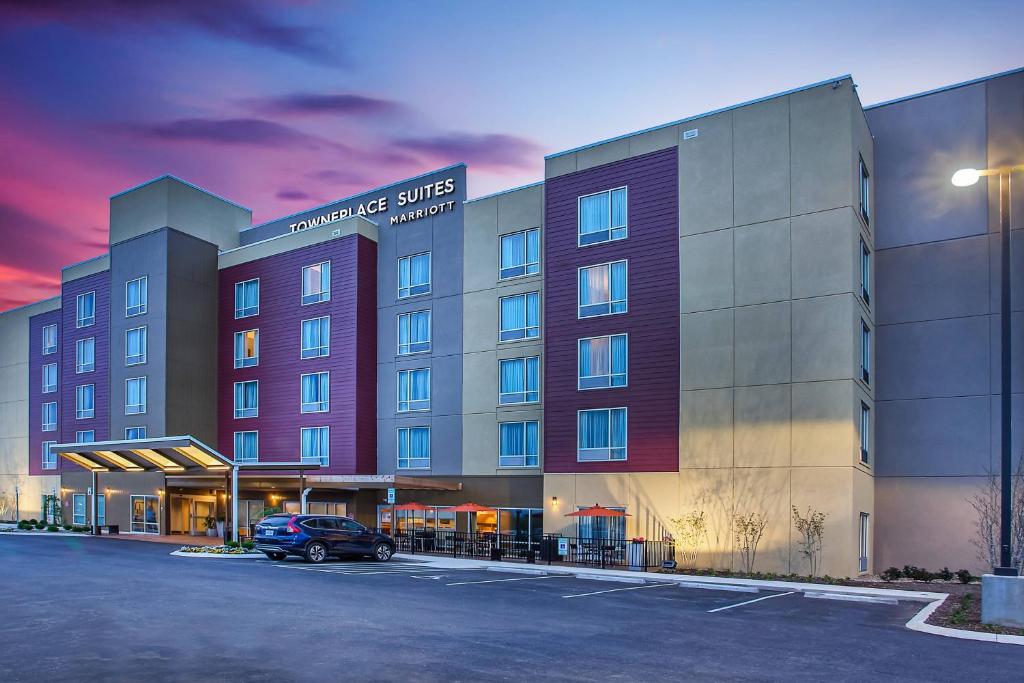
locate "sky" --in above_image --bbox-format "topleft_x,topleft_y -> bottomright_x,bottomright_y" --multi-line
0,0 -> 1022,311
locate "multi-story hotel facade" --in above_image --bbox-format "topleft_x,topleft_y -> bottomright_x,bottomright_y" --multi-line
1,68 -> 1021,576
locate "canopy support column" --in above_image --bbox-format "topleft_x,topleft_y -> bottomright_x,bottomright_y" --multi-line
231,466 -> 239,544
91,469 -> 98,535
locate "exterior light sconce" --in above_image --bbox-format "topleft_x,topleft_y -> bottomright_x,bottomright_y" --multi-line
551,496 -> 558,507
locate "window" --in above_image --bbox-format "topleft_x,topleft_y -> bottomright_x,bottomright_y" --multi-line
234,380 -> 258,418
500,228 -> 540,279
397,368 -> 430,412
301,261 -> 331,305
578,334 -> 627,389
578,187 -> 627,246
499,292 -> 540,342
860,239 -> 871,305
577,508 -> 626,542
97,494 -> 106,526
76,337 -> 95,373
397,426 -> 430,469
76,291 -> 96,328
859,402 -> 870,464
578,407 -> 627,461
76,384 -> 95,419
234,279 -> 259,318
858,512 -> 870,573
75,430 -> 95,443
861,322 -> 871,384
578,261 -> 627,318
42,324 -> 57,354
126,326 -> 147,366
234,431 -> 258,463
300,316 -> 330,359
41,441 -> 56,470
301,372 -> 330,413
398,252 -> 431,298
126,377 -> 147,415
859,156 -> 870,225
125,426 -> 147,440
234,329 -> 259,368
73,494 -> 87,526
42,402 -> 57,432
499,356 -> 540,405
499,421 -> 539,468
42,363 -> 57,394
397,310 -> 431,355
301,426 -> 330,466
125,276 -> 148,316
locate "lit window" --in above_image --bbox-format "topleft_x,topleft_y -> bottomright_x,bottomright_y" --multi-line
861,322 -> 871,385
234,431 -> 258,463
234,279 -> 260,318
578,334 -> 628,389
234,329 -> 259,368
42,324 -> 57,354
75,430 -> 95,443
859,156 -> 870,225
125,426 -> 147,440
860,403 -> 870,464
300,316 -> 330,359
126,377 -> 147,415
397,368 -> 431,412
859,513 -> 870,573
500,229 -> 540,280
75,384 -> 95,419
397,310 -> 431,355
76,291 -> 96,328
300,372 -> 330,413
42,363 -> 57,394
860,239 -> 871,305
42,402 -> 57,432
126,326 -> 147,366
73,494 -> 87,525
234,380 -> 258,419
76,337 -> 95,373
41,441 -> 57,470
499,356 -> 539,405
578,187 -> 627,246
126,276 -> 148,317
499,292 -> 540,342
301,261 -> 331,305
578,408 -> 627,461
397,426 -> 430,469
301,426 -> 330,466
578,261 -> 627,318
398,252 -> 431,298
499,421 -> 539,468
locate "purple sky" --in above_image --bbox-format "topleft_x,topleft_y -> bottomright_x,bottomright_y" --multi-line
1,0 -> 1022,310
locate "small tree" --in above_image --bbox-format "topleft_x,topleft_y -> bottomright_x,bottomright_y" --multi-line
734,512 -> 768,574
792,506 -> 827,577
969,457 -> 1024,572
669,509 -> 709,570
0,491 -> 13,521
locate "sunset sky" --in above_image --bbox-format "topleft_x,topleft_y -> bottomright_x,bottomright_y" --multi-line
1,0 -> 1022,311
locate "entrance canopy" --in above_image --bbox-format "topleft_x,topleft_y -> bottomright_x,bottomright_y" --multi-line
50,435 -> 236,473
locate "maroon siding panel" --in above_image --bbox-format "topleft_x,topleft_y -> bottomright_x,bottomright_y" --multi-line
217,235 -> 377,474
543,147 -> 680,473
29,309 -> 61,476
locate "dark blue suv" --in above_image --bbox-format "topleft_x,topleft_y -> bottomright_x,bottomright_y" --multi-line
254,514 -> 396,563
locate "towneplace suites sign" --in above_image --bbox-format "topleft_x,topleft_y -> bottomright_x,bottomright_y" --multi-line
289,177 -> 458,232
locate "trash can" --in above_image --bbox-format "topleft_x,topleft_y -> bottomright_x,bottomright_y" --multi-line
539,537 -> 563,562
627,541 -> 646,571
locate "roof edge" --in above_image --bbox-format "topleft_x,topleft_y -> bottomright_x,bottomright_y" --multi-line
110,174 -> 252,213
865,66 -> 1024,110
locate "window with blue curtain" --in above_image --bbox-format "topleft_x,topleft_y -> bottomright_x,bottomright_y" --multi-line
42,363 -> 57,393
499,228 -> 541,279
499,356 -> 539,405
234,380 -> 258,418
234,329 -> 259,368
577,509 -> 626,541
76,291 -> 96,328
397,426 -> 430,469
76,337 -> 95,373
234,431 -> 258,462
578,334 -> 628,389
578,260 -> 627,318
234,279 -> 260,318
301,426 -> 330,466
75,384 -> 95,419
301,316 -> 330,358
42,324 -> 57,354
499,292 -> 540,341
42,402 -> 57,431
397,368 -> 431,412
578,187 -> 627,246
301,372 -> 330,413
398,252 -> 431,298
125,426 -> 147,440
125,377 -> 147,415
398,310 -> 431,355
577,407 -> 627,461
126,326 -> 147,366
301,261 -> 331,305
499,421 -> 539,468
41,441 -> 56,469
75,430 -> 94,443
126,276 -> 148,317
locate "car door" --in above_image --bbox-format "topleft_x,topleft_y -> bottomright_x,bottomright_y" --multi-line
311,517 -> 342,552
338,518 -> 375,554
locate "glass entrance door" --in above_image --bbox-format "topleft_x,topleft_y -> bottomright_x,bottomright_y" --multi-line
130,495 -> 160,534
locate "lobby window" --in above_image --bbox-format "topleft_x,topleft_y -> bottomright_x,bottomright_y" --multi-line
76,337 -> 95,374
300,316 -> 330,359
499,421 -> 539,468
73,494 -> 87,526
858,512 -> 870,573
578,187 -> 627,246
859,156 -> 870,225
76,384 -> 95,419
42,402 -> 57,432
126,377 -> 147,415
125,426 -> 147,440
41,441 -> 57,470
860,239 -> 871,305
234,329 -> 259,368
861,322 -> 871,385
397,310 -> 431,355
301,426 -> 330,466
301,261 -> 331,305
500,228 -> 540,280
42,324 -> 57,354
397,368 -> 430,412
578,334 -> 627,390
499,356 -> 539,405
125,276 -> 148,317
397,426 -> 430,469
76,291 -> 96,328
42,363 -> 57,394
859,402 -> 870,464
578,260 -> 627,318
577,507 -> 626,542
234,279 -> 260,319
398,252 -> 431,298
75,430 -> 95,444
234,431 -> 258,463
578,407 -> 627,462
126,326 -> 147,366
301,371 -> 330,413
499,292 -> 540,341
234,380 -> 258,418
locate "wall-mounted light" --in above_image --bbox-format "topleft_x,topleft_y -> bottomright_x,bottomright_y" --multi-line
551,496 -> 558,507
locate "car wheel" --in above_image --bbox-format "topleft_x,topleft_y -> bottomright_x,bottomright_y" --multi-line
304,541 -> 328,564
372,542 -> 393,562
264,552 -> 287,561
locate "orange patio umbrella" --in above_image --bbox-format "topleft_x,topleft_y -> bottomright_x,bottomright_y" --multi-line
392,502 -> 432,511
448,502 -> 497,513
565,504 -> 631,518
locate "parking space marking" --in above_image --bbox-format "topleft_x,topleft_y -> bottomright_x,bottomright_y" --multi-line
271,562 -> 456,576
561,583 -> 675,599
706,591 -> 797,613
446,575 -> 570,586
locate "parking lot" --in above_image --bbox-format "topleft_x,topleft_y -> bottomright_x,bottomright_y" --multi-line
0,535 -> 1019,682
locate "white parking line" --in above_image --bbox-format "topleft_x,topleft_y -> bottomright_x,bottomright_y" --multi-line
562,583 -> 675,599
706,591 -> 797,613
447,575 -> 569,586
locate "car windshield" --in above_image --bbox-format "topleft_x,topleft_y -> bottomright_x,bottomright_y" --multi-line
259,516 -> 292,527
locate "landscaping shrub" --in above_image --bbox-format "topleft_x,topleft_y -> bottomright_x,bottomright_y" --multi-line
225,540 -> 239,548
242,541 -> 254,550
63,524 -> 72,531
881,566 -> 902,581
46,524 -> 59,532
956,569 -> 974,584
902,565 -> 936,582
28,518 -> 37,525
938,567 -> 954,581
34,522 -> 46,530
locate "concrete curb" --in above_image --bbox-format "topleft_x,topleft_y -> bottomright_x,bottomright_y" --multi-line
905,596 -> 1024,645
0,530 -> 92,537
169,550 -> 264,559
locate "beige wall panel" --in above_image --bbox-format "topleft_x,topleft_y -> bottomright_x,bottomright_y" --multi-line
791,380 -> 856,468
497,184 -> 543,230
852,467 -> 875,573
680,388 -> 733,469
0,472 -> 59,520
461,350 -> 498,414
462,290 -> 498,354
543,473 -> 632,536
734,218 -> 791,306
734,301 -> 791,386
678,468 -> 735,570
792,294 -> 854,382
462,413 -> 499,476
576,138 -> 630,172
733,467 -> 792,573
679,111 -> 734,235
790,82 -> 854,216
734,384 -> 792,468
628,472 -> 680,540
733,96 -> 790,226
628,125 -> 679,157
545,153 -> 577,179
681,308 -> 734,390
680,229 -> 734,313
463,199 -> 498,294
790,467 -> 856,577
792,208 -> 857,299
